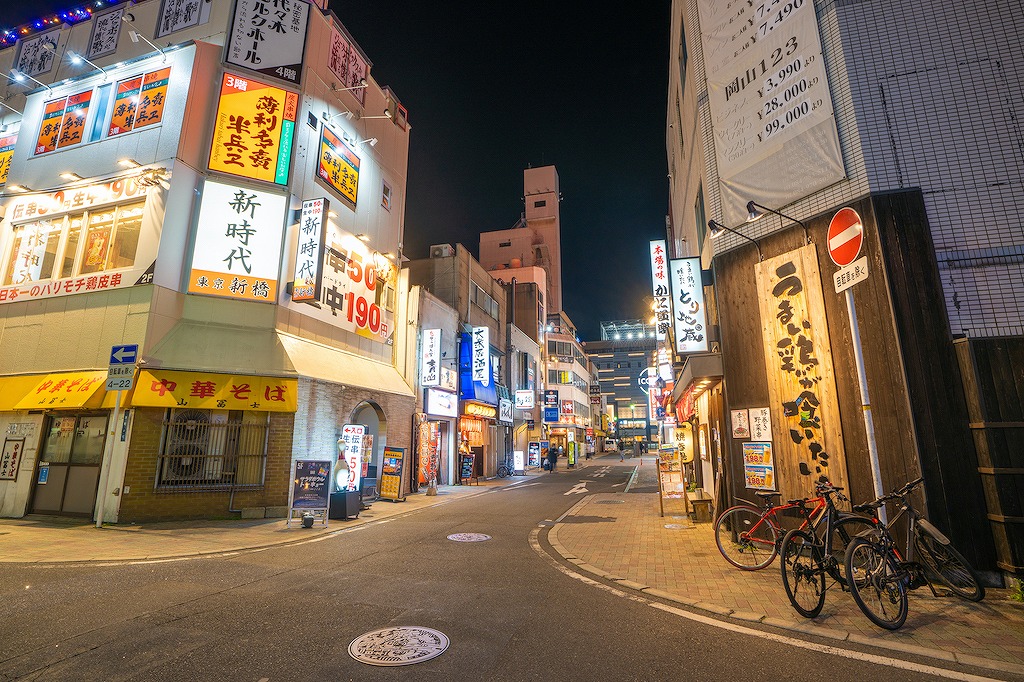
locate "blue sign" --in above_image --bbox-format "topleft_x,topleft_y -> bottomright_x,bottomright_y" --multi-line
544,407 -> 559,423
109,344 -> 139,365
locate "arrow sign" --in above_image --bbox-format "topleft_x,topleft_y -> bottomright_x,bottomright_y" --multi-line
827,207 -> 864,267
109,344 -> 139,365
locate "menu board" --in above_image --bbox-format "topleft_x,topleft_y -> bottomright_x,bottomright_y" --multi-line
290,460 -> 331,509
459,453 -> 476,482
379,446 -> 405,501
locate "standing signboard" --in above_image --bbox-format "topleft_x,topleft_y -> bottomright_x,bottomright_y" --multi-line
339,424 -> 365,491
459,452 -> 478,485
287,459 -> 332,527
528,441 -> 541,467
379,446 -> 406,501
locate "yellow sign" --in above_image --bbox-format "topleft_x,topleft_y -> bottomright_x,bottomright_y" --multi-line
15,371 -> 107,409
0,132 -> 16,186
35,98 -> 68,154
208,72 -> 297,186
133,370 -> 297,411
379,474 -> 401,500
317,125 -> 360,208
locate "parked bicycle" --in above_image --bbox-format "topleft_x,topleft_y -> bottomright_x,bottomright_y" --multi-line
496,457 -> 517,478
778,480 -> 875,618
844,477 -> 984,630
714,491 -> 825,570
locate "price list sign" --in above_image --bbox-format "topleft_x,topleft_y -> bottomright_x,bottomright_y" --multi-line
697,0 -> 844,225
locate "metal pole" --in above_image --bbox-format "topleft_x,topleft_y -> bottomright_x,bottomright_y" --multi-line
844,288 -> 886,525
95,390 -> 122,529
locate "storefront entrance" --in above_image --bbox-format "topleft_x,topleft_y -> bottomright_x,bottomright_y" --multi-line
31,413 -> 108,517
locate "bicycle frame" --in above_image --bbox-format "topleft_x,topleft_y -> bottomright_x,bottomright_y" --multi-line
740,495 -> 826,543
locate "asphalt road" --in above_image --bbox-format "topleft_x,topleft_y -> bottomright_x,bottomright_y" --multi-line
0,460 -> 1000,681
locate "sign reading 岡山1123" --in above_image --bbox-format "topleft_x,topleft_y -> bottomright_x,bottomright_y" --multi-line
668,258 -> 708,354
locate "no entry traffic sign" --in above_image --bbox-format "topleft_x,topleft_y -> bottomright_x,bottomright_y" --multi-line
827,207 -> 864,267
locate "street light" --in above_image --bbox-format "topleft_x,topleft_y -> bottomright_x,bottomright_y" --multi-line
708,219 -> 763,261
746,200 -> 811,244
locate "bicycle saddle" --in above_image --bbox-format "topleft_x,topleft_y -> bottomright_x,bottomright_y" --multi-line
754,491 -> 781,500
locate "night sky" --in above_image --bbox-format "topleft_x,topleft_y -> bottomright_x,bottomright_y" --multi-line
0,1 -> 671,340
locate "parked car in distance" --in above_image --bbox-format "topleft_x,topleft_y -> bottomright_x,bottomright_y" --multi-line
605,439 -> 618,451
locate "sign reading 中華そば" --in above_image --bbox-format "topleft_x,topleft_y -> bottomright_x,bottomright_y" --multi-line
189,179 -> 286,302
420,328 -> 440,386
209,73 -> 297,186
317,126 -> 360,209
471,326 -> 490,385
668,258 -> 708,353
292,198 -> 327,302
225,0 -> 309,85
650,240 -> 671,340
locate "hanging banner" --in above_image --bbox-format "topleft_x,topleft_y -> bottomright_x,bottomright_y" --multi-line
209,73 -> 297,186
188,179 -> 286,302
156,0 -> 213,37
226,0 -> 310,85
420,328 -> 441,386
668,257 -> 708,353
755,243 -> 845,501
417,421 -> 439,485
471,326 -> 490,386
649,240 -> 671,340
317,125 -> 360,209
292,197 -> 328,302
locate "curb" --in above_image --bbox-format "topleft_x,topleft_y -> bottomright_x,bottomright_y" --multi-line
544,495 -> 1024,680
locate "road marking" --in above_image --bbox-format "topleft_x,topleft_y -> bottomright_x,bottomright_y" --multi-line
564,482 -> 589,496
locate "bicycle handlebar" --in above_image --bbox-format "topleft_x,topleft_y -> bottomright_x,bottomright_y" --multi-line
855,477 -> 925,512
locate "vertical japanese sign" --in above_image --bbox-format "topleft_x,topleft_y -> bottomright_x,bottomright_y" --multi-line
291,197 -> 327,302
421,328 -> 441,386
317,125 -> 360,209
107,67 -> 172,136
339,424 -> 365,491
87,6 -> 124,59
0,132 -> 17,186
328,25 -> 369,106
209,73 -> 297,186
35,98 -> 69,155
226,0 -> 309,85
156,0 -> 212,38
750,407 -> 772,441
471,326 -> 490,385
56,91 -> 93,150
14,29 -> 60,78
188,179 -> 286,302
649,240 -> 671,340
0,439 -> 24,481
755,243 -> 845,501
668,257 -> 708,353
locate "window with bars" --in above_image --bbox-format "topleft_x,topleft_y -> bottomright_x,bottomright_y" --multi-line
156,409 -> 268,490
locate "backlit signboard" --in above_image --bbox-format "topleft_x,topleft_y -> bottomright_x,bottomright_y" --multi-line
108,67 -> 171,137
226,0 -> 309,85
292,198 -> 327,302
317,125 -> 360,209
471,326 -> 490,385
668,257 -> 709,353
650,240 -> 671,340
421,328 -> 441,386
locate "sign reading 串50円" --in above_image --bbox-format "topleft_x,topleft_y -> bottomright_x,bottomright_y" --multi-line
209,73 -> 297,186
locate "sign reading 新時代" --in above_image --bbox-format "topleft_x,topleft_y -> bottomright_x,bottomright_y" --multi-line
292,198 -> 327,302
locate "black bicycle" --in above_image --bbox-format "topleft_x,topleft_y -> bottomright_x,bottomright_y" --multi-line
779,479 -> 875,618
497,457 -> 516,478
844,477 -> 984,630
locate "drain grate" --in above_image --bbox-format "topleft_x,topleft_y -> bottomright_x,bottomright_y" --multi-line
447,533 -> 491,542
349,626 -> 449,667
595,500 -> 625,504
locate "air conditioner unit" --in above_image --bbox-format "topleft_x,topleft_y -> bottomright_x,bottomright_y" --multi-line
430,244 -> 455,259
161,410 -> 226,483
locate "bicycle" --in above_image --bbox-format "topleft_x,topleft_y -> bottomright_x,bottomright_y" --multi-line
844,477 -> 984,630
778,480 -> 876,618
496,457 -> 516,478
714,491 -> 825,570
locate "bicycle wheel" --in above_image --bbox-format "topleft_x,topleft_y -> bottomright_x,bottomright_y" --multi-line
497,465 -> 509,479
780,529 -> 826,618
825,516 -> 876,586
714,505 -> 779,570
845,538 -> 908,630
915,528 -> 985,602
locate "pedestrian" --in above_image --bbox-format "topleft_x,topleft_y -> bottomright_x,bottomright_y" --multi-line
548,446 -> 559,472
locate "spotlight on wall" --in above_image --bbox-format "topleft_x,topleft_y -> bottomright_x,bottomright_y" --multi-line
7,184 -> 32,193
323,109 -> 354,124
708,219 -> 763,262
355,233 -> 370,242
66,51 -> 107,78
9,69 -> 51,92
118,158 -> 142,168
332,78 -> 368,92
356,137 -> 378,147
746,200 -> 811,244
60,172 -> 83,181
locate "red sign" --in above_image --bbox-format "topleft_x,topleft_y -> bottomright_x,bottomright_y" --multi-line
827,207 -> 864,267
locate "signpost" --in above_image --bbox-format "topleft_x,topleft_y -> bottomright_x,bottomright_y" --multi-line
96,344 -> 138,528
828,208 -> 885,523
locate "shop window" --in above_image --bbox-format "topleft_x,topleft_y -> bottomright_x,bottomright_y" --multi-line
157,409 -> 268,490
3,219 -> 61,285
534,200 -> 546,208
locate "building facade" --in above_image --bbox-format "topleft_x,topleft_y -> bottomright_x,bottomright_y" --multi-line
584,320 -> 659,446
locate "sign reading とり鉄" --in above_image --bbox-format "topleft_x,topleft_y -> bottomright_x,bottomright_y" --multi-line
649,240 -> 671,340
292,198 -> 328,302
226,0 -> 309,85
189,179 -> 287,302
209,73 -> 297,186
668,257 -> 708,354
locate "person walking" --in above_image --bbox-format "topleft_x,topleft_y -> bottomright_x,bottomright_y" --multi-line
547,446 -> 558,473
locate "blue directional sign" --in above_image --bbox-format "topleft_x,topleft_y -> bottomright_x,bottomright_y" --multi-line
109,344 -> 139,365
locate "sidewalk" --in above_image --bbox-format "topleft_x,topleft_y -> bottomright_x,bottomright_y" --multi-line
0,475 -> 525,564
549,457 -> 1024,677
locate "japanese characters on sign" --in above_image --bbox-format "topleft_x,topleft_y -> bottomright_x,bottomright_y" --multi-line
327,25 -> 369,106
471,326 -> 490,386
292,198 -> 327,302
87,7 -> 124,59
514,390 -> 534,409
209,73 -> 297,186
15,372 -> 106,409
560,399 -> 574,416
317,125 -> 360,209
108,67 -> 172,137
134,370 -> 297,411
290,460 -> 331,509
0,439 -> 25,481
35,90 -> 92,155
731,408 -> 750,439
339,423 -> 365,491
649,240 -> 671,340
750,407 -> 772,441
668,257 -> 708,353
0,132 -> 16,186
226,0 -> 309,85
14,29 -> 60,78
188,179 -> 286,302
156,0 -> 212,38
499,399 -> 513,424
5,177 -> 149,223
420,328 -> 441,386
743,442 -> 775,490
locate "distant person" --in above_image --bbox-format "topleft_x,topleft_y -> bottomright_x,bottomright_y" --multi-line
632,440 -> 640,459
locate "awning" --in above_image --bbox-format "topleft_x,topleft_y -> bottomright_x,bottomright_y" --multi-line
146,321 -> 289,374
670,352 -> 724,404
278,333 -> 414,397
0,375 -> 53,410
132,370 -> 297,411
14,371 -> 108,410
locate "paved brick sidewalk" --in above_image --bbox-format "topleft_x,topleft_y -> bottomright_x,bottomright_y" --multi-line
549,487 -> 1024,676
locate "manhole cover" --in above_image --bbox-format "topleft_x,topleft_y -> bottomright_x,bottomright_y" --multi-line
447,533 -> 491,542
595,500 -> 625,504
349,626 -> 449,667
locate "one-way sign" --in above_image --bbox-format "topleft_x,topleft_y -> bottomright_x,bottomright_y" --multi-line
110,344 -> 139,365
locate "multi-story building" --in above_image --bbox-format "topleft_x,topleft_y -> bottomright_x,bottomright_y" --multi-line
667,0 -> 1024,577
543,310 -> 593,462
0,0 -> 416,522
583,320 -> 658,446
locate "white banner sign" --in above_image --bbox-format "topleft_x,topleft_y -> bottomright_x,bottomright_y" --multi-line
668,258 -> 709,353
471,326 -> 490,386
650,240 -> 671,340
750,407 -> 773,441
425,388 -> 457,418
292,198 -> 326,302
339,423 -> 365,491
697,0 -> 844,225
514,390 -> 535,409
87,7 -> 124,59
421,328 -> 441,387
226,0 -> 310,84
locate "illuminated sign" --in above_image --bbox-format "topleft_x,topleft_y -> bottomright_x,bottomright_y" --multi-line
669,257 -> 708,353
209,73 -> 297,186
188,179 -> 286,302
108,67 -> 171,137
226,0 -> 309,84
0,132 -> 17,186
339,424 -> 365,491
471,326 -> 490,386
292,198 -> 327,302
499,399 -> 513,424
421,328 -> 441,386
317,125 -> 360,209
514,390 -> 535,409
425,387 -> 457,418
464,402 -> 496,419
35,90 -> 93,155
560,400 -> 574,415
650,240 -> 671,340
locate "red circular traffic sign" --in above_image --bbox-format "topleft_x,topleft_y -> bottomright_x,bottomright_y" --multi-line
827,207 -> 864,267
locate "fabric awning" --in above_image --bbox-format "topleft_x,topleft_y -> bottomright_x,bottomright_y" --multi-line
132,370 -> 297,411
14,371 -> 108,410
277,333 -> 414,397
0,375 -> 52,410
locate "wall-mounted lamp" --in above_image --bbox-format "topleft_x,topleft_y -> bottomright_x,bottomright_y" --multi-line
9,69 -> 52,92
355,233 -> 370,242
323,109 -> 354,124
708,219 -> 763,261
67,51 -> 108,78
122,13 -> 167,61
60,172 -> 83,181
7,184 -> 32,193
356,137 -> 378,147
332,78 -> 368,92
359,109 -> 394,120
746,200 -> 811,244
118,158 -> 142,168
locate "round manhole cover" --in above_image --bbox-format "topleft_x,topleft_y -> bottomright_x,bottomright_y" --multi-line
595,500 -> 625,504
447,533 -> 491,542
349,626 -> 449,667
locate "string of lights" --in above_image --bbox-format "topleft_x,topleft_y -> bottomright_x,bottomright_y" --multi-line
0,0 -> 130,49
